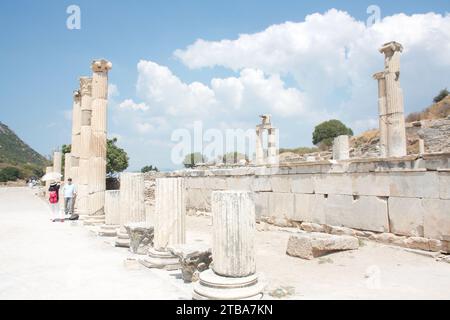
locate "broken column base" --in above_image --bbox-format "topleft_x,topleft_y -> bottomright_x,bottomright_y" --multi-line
83,215 -> 106,226
98,224 -> 119,237
139,247 -> 180,270
115,229 -> 130,248
192,269 -> 264,300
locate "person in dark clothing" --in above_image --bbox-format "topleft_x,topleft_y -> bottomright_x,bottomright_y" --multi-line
48,181 -> 63,222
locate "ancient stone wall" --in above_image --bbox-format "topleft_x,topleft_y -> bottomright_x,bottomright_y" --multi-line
159,155 -> 450,242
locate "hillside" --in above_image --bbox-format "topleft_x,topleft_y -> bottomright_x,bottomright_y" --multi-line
0,121 -> 49,180
280,95 -> 450,162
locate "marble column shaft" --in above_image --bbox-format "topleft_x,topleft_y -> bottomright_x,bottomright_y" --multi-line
105,190 -> 120,225
119,173 -> 146,227
332,135 -> 349,160
64,152 -> 72,182
154,177 -> 186,251
77,77 -> 93,215
211,191 -> 256,277
88,59 -> 112,216
70,90 -> 81,184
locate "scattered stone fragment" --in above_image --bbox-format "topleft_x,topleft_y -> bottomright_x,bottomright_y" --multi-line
168,243 -> 212,282
286,232 -> 359,260
268,286 -> 296,298
124,223 -> 154,254
300,222 -> 326,233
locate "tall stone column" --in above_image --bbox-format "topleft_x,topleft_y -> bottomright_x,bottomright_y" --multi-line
77,77 -> 93,217
375,41 -> 407,158
115,173 -> 146,246
193,191 -> 263,300
140,177 -> 186,270
70,90 -> 81,184
53,151 -> 62,180
64,152 -> 72,182
99,190 -> 121,237
88,59 -> 112,218
255,128 -> 264,165
267,127 -> 278,165
332,135 -> 349,160
373,71 -> 388,157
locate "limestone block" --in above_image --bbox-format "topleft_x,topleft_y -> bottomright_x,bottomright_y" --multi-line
389,172 -> 439,199
186,188 -> 211,211
270,176 -> 291,193
423,199 -> 450,240
439,172 -> 450,200
226,177 -> 252,191
314,174 -> 353,195
252,177 -> 272,192
293,194 -> 326,224
254,192 -> 269,220
168,244 -> 212,282
286,232 -> 359,260
326,225 -> 356,236
186,177 -> 205,189
268,192 -> 294,220
388,197 -> 424,237
404,237 -> 442,252
205,177 -> 227,190
325,195 -> 389,232
290,174 -> 315,194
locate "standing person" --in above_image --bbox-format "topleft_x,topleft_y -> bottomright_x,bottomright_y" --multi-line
48,181 -> 62,222
62,178 -> 77,219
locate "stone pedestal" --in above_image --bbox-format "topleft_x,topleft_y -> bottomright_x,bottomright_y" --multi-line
140,177 -> 185,270
332,135 -> 349,160
193,191 -> 263,300
115,173 -> 145,248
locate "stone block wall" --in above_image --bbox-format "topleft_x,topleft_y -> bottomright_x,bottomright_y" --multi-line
162,155 -> 450,241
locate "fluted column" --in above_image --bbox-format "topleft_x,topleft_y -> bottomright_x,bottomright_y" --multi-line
212,191 -> 256,277
374,71 -> 388,157
70,90 -> 81,184
267,128 -> 278,165
53,151 -> 62,181
332,135 -> 349,160
255,128 -> 264,165
64,153 -> 72,182
379,41 -> 407,157
77,77 -> 92,216
140,177 -> 186,269
88,59 -> 112,216
153,177 -> 186,250
193,191 -> 263,300
105,190 -> 120,225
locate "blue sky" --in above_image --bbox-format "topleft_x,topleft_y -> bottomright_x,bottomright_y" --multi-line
0,0 -> 449,171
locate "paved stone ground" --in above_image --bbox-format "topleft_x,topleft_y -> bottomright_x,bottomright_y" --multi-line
0,187 -> 191,300
1,187 -> 450,300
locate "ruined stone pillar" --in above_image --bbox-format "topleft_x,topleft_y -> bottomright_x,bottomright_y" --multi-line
377,41 -> 407,157
115,173 -> 146,246
70,90 -> 81,184
373,71 -> 388,157
53,151 -> 62,180
77,77 -> 92,217
88,59 -> 112,218
64,153 -> 72,182
332,135 -> 349,160
140,177 -> 185,270
193,191 -> 263,300
267,127 -> 278,165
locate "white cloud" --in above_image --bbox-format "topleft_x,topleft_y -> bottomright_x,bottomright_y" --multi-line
118,99 -> 150,111
108,83 -> 120,99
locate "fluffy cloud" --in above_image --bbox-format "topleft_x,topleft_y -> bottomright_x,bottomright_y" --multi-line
113,9 -> 450,170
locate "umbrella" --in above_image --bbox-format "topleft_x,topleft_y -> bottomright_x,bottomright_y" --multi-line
41,172 -> 62,182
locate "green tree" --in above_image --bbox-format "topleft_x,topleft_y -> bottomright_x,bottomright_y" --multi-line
433,88 -> 449,103
141,165 -> 159,173
0,167 -> 21,182
183,152 -> 206,168
107,138 -> 129,176
312,119 -> 353,148
222,152 -> 248,164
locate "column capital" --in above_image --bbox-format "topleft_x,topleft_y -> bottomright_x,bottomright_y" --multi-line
79,77 -> 92,95
379,41 -> 403,56
91,59 -> 112,72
